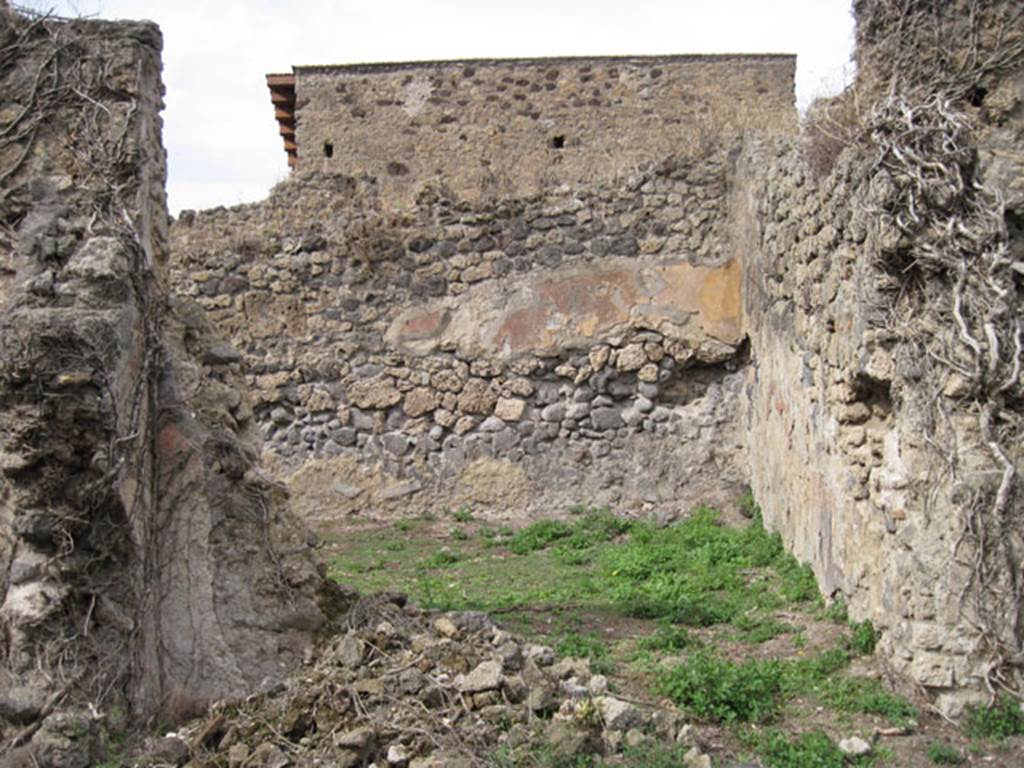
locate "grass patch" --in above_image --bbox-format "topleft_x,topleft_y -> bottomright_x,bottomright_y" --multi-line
421,550 -> 462,568
655,645 -> 915,728
927,741 -> 966,764
602,508 -> 818,626
636,622 -> 694,653
753,729 -> 872,768
821,676 -> 918,727
734,614 -> 794,644
965,694 -> 1024,741
509,508 -> 632,557
655,649 -> 787,723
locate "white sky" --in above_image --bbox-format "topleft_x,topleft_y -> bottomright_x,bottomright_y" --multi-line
19,1 -> 855,214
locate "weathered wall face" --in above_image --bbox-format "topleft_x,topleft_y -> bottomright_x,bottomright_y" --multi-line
0,9 -> 329,761
171,149 -> 752,520
294,55 -> 796,206
741,0 -> 1024,711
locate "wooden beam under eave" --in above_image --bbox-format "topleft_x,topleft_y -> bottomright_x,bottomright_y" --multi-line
275,107 -> 294,121
266,73 -> 296,88
283,139 -> 298,152
270,90 -> 293,105
279,124 -> 295,137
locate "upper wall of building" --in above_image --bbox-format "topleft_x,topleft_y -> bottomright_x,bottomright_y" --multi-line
277,55 -> 796,206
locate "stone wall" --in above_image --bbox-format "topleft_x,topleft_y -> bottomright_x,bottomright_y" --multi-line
0,9 -> 330,762
170,149 -> 752,520
168,0 -> 1022,713
292,55 -> 796,206
740,0 -> 1024,712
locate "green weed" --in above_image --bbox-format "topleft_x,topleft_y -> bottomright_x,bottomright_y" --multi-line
824,597 -> 849,624
421,550 -> 461,568
636,622 -> 693,653
821,676 -> 918,728
509,519 -> 574,554
603,508 -> 817,626
927,742 -> 966,764
738,489 -> 760,519
735,614 -> 794,644
451,504 -> 474,523
847,619 -> 879,655
755,729 -> 869,768
655,649 -> 786,723
509,508 -> 631,557
965,694 -> 1024,741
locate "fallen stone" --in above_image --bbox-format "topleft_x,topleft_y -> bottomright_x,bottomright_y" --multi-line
387,743 -> 411,766
332,634 -> 365,667
434,616 -> 459,637
459,660 -> 503,693
838,736 -> 871,757
525,644 -> 555,665
502,674 -> 529,703
597,696 -> 642,731
150,736 -> 190,766
251,742 -> 290,768
334,727 -> 375,751
550,657 -> 590,680
448,611 -> 493,632
546,719 -> 601,759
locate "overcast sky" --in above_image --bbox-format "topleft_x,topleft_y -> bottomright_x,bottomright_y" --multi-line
19,1 -> 855,214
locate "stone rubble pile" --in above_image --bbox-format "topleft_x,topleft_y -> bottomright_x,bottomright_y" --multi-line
150,592 -> 711,768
